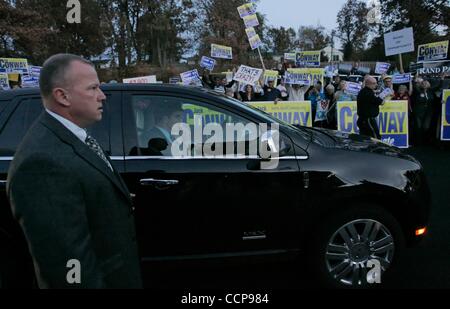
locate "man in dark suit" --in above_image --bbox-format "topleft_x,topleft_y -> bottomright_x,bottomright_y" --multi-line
357,76 -> 384,139
7,54 -> 142,288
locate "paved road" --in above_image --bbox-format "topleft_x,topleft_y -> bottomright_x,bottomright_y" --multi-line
144,143 -> 450,289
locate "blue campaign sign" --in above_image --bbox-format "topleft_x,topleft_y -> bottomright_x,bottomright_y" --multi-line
392,73 -> 411,84
200,56 -> 216,71
21,75 -> 39,88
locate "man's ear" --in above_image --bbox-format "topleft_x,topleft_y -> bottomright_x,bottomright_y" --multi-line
53,88 -> 70,107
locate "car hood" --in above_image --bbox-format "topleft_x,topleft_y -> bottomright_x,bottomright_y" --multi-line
310,127 -> 419,163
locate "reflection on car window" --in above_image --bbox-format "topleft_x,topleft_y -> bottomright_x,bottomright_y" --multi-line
126,95 -> 259,157
0,97 -> 43,156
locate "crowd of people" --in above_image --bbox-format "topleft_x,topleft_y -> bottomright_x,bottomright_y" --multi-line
199,65 -> 449,146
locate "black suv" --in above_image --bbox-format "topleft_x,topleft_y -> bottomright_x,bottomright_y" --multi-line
0,84 -> 431,287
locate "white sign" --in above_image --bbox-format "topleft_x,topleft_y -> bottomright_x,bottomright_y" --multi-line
243,14 -> 259,28
245,27 -> 257,40
180,69 -> 202,86
392,73 -> 411,84
0,73 -> 10,90
375,62 -> 391,74
284,72 -> 310,85
384,27 -> 415,57
200,56 -> 216,71
211,44 -> 233,60
345,81 -> 362,96
123,75 -> 157,84
233,65 -> 263,85
249,34 -> 262,50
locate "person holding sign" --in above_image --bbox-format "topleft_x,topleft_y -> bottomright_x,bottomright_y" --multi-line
356,76 -> 384,139
412,80 -> 435,145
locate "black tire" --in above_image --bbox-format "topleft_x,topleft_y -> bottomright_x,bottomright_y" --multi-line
307,204 -> 405,288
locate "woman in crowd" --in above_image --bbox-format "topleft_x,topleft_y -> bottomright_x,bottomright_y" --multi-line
239,84 -> 262,102
412,80 -> 435,145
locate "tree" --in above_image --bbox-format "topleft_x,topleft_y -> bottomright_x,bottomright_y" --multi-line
267,26 -> 296,55
193,0 -> 269,69
296,25 -> 331,51
336,0 -> 369,61
381,0 -> 449,42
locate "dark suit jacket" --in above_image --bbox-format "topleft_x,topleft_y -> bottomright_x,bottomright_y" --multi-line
357,87 -> 384,118
7,112 -> 142,288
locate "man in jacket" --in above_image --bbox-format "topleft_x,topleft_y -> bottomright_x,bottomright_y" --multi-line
7,53 -> 142,288
357,76 -> 384,139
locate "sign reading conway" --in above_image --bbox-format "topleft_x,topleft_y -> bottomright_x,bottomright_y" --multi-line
0,58 -> 29,74
337,101 -> 409,148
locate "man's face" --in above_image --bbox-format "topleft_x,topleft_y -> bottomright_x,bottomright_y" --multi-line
384,79 -> 392,87
64,61 -> 106,127
268,81 -> 274,88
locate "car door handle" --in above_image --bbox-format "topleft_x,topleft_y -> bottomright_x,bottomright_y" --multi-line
140,178 -> 179,186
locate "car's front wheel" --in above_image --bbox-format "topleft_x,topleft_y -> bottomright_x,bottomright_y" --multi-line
308,204 -> 405,288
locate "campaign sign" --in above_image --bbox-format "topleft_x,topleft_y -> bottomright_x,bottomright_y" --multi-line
375,62 -> 391,74
392,73 -> 411,84
200,56 -> 216,71
250,101 -> 313,127
442,90 -> 450,141
384,27 -> 415,57
0,58 -> 29,74
243,14 -> 259,28
345,82 -> 362,96
180,69 -> 201,86
418,41 -> 449,62
123,75 -> 157,83
211,44 -> 233,60
233,65 -> 263,85
237,3 -> 256,18
295,51 -> 320,67
337,101 -> 409,148
0,73 -> 10,90
249,34 -> 262,50
21,75 -> 39,88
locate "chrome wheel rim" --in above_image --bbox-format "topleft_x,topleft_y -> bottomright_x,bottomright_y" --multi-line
325,219 -> 395,286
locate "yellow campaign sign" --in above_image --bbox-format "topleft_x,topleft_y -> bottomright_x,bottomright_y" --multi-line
248,101 -> 312,127
211,44 -> 233,60
337,101 -> 409,147
417,41 -> 449,62
263,70 -> 279,87
378,101 -> 408,134
8,73 -> 19,82
337,101 -> 358,133
296,51 -> 321,67
442,90 -> 450,140
182,104 -> 230,126
287,68 -> 324,86
0,58 -> 29,74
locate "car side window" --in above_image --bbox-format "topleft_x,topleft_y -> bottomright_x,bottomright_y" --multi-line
124,95 -> 260,157
0,97 -> 43,156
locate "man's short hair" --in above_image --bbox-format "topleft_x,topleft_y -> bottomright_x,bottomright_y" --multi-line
39,53 -> 94,98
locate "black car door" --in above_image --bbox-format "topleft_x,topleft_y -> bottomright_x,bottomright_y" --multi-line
121,91 -> 303,262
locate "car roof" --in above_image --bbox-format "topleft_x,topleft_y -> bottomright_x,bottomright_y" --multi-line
0,84 -> 254,118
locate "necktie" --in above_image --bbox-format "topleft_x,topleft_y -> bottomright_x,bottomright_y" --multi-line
85,134 -> 113,171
